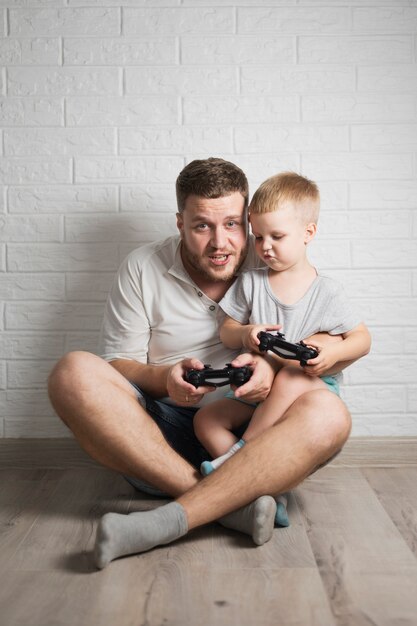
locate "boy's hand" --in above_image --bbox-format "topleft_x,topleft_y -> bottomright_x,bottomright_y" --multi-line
242,324 -> 282,352
302,342 -> 339,377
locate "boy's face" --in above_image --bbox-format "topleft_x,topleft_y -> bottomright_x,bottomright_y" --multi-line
250,203 -> 316,272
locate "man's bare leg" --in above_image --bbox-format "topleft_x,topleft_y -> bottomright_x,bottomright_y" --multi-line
48,351 -> 198,496
49,351 -> 276,552
94,389 -> 351,567
181,389 -> 351,528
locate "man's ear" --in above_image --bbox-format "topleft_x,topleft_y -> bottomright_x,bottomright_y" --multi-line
304,222 -> 317,244
176,212 -> 184,234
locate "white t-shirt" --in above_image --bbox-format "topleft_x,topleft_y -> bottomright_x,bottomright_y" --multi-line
99,235 -> 259,406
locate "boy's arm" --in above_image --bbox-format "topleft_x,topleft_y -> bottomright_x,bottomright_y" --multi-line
303,322 -> 371,377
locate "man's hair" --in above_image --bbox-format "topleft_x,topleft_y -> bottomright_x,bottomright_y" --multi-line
250,172 -> 320,224
176,158 -> 249,213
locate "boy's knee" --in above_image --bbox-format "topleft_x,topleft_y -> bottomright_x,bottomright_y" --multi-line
274,365 -> 309,391
193,408 -> 210,438
193,407 -> 226,448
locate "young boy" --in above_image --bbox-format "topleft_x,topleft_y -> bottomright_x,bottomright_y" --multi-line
193,172 -> 371,477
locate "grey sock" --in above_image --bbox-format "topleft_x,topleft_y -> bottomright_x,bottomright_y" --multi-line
218,495 -> 276,546
94,501 -> 188,569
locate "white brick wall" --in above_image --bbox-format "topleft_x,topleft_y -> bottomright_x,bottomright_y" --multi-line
0,0 -> 416,438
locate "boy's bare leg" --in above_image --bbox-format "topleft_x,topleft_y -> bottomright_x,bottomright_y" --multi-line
243,366 -> 327,441
199,368 -> 326,475
193,399 -> 254,457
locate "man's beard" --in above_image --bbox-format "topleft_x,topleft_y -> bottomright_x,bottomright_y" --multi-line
181,240 -> 248,283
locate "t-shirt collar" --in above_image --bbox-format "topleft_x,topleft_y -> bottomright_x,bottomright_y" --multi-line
167,237 -> 194,285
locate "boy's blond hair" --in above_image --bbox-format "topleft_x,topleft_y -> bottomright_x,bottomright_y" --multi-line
249,172 -> 320,224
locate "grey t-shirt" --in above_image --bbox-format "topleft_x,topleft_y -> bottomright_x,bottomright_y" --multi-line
219,267 -> 361,382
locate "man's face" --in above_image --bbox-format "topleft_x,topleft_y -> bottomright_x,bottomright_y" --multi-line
176,192 -> 248,283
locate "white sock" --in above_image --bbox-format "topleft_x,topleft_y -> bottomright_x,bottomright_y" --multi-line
201,439 -> 246,477
213,438 -> 245,469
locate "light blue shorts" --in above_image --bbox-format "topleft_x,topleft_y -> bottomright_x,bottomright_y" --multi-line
320,375 -> 340,396
226,374 -> 340,406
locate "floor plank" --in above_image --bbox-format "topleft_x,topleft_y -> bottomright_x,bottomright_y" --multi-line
362,467 -> 417,559
1,437 -> 417,469
1,451 -> 417,625
11,469 -> 132,573
134,566 -> 336,626
0,469 -> 63,570
296,466 -> 417,626
210,492 -> 318,570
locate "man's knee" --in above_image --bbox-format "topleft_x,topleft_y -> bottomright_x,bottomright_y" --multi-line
296,389 -> 352,454
48,351 -> 92,393
48,351 -> 97,399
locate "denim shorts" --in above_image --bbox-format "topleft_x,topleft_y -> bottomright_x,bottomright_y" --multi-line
125,381 -> 339,496
130,382 -> 214,464
125,383 -> 212,496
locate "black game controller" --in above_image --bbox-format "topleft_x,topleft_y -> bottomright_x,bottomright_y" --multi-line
257,331 -> 318,367
185,364 -> 252,388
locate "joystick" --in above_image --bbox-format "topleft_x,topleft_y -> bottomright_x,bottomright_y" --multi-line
257,331 -> 318,367
185,364 -> 252,388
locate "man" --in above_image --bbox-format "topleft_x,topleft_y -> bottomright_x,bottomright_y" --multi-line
48,158 -> 351,568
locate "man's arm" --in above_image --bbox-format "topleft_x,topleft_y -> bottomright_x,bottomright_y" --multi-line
109,359 -> 171,398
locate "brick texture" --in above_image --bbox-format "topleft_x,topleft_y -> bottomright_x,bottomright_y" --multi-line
1,1 -> 416,437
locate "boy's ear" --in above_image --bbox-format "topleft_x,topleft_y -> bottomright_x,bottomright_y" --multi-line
304,222 -> 317,244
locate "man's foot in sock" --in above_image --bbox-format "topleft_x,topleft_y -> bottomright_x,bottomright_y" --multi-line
94,501 -> 188,569
219,495 -> 276,546
201,439 -> 245,476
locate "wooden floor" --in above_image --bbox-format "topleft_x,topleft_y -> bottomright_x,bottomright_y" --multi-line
1,440 -> 417,626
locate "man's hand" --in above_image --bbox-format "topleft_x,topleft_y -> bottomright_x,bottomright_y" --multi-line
166,358 -> 215,406
241,324 -> 282,352
229,352 -> 276,403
